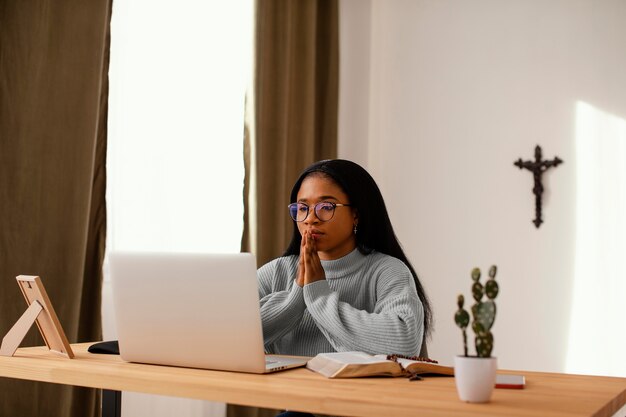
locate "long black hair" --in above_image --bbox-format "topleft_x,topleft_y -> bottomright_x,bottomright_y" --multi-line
283,159 -> 432,337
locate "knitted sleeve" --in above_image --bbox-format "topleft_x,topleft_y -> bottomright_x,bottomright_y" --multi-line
303,258 -> 424,356
257,257 -> 306,346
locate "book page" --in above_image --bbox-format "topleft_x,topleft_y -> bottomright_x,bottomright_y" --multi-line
321,352 -> 390,364
373,355 -> 454,375
373,354 -> 413,367
395,357 -> 421,369
309,353 -> 453,378
308,352 -> 402,378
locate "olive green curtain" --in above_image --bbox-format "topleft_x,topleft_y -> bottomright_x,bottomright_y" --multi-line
241,0 -> 339,268
0,1 -> 111,416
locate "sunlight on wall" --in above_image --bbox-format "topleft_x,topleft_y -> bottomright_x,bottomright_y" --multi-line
567,101 -> 626,377
106,0 -> 252,254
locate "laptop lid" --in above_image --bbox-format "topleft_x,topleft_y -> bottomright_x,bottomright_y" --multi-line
109,251 -> 270,373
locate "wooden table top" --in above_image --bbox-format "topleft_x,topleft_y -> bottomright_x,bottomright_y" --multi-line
1,343 -> 625,417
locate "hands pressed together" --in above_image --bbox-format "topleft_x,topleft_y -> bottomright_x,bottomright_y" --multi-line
296,230 -> 326,287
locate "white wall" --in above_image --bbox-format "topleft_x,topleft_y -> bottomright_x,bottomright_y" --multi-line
339,0 -> 626,374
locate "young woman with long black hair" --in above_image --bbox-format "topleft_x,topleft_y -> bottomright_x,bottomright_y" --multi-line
258,159 -> 432,361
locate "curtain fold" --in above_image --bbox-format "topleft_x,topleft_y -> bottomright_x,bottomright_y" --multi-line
241,0 -> 339,268
0,1 -> 112,416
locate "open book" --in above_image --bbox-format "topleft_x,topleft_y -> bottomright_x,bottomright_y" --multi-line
306,352 -> 454,379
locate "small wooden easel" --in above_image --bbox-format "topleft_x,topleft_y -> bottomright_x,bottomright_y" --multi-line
0,275 -> 74,358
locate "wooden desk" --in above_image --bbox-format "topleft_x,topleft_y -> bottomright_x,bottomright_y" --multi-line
1,343 -> 625,417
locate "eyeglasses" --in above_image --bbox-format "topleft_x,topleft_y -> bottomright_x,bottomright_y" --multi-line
288,202 -> 352,222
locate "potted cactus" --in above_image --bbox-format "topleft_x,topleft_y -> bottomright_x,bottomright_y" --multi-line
453,265 -> 499,403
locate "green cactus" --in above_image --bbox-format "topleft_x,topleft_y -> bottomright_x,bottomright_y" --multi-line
454,295 -> 470,357
455,265 -> 498,357
486,265 -> 499,299
471,267 -> 483,302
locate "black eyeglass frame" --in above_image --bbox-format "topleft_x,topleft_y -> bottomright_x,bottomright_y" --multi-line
287,202 -> 352,222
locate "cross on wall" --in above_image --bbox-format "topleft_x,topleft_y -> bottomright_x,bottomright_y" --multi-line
514,145 -> 563,228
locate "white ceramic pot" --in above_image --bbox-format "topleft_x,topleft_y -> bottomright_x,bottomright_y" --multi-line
454,355 -> 497,403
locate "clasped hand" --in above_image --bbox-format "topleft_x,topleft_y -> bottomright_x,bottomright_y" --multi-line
296,230 -> 326,287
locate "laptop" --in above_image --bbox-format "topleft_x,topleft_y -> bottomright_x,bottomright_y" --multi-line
109,251 -> 308,373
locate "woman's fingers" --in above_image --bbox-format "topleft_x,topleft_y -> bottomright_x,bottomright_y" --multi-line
302,231 -> 325,284
296,232 -> 307,287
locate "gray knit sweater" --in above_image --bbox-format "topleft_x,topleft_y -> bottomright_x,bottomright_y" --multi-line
258,248 -> 424,357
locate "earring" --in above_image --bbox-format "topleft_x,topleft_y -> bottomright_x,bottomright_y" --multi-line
353,224 -> 358,235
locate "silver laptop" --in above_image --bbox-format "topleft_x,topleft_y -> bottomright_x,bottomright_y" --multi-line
109,251 -> 308,373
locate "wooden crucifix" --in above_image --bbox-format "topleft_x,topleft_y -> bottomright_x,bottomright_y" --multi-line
514,145 -> 563,228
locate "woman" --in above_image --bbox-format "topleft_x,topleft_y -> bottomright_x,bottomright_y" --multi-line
258,159 -> 432,359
